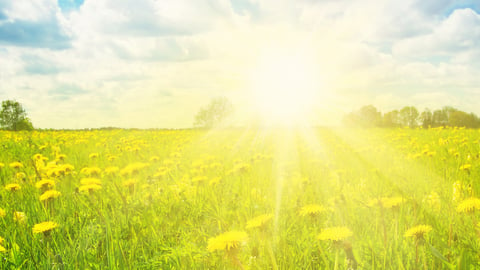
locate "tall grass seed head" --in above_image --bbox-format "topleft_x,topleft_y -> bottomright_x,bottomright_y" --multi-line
15,172 -> 26,180
423,191 -> 441,211
13,211 -> 26,223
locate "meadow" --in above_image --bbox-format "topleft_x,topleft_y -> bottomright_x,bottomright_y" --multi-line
0,127 -> 479,269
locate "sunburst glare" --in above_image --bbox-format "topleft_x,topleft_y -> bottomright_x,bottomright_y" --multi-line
249,47 -> 323,127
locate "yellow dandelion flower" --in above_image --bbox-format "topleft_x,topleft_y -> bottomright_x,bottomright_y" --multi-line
0,163 -> 4,169
460,164 -> 471,171
230,163 -> 251,174
9,162 -> 23,169
122,179 -> 137,187
163,159 -> 175,166
89,153 -> 99,159
15,172 -> 26,180
210,162 -> 222,169
119,162 -> 149,176
13,211 -> 26,223
35,179 -> 56,189
5,183 -> 21,191
424,192 -> 441,211
452,181 -> 465,202
299,204 -> 326,217
154,167 -> 170,178
192,160 -> 204,168
150,156 -> 160,162
56,154 -> 67,161
456,197 -> 480,213
79,184 -> 102,193
192,176 -> 207,184
368,196 -> 405,209
60,164 -> 74,173
80,177 -> 101,186
32,221 -> 58,234
0,245 -> 5,252
404,225 -> 432,240
246,214 -> 273,229
39,190 -> 61,201
317,226 -> 353,241
381,197 -> 405,209
209,177 -> 221,186
80,167 -> 102,177
207,231 -> 248,252
104,166 -> 119,175
0,208 -> 5,218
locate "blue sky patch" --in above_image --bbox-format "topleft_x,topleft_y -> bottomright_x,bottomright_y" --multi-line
0,10 -> 7,20
58,0 -> 85,12
444,0 -> 480,16
0,20 -> 71,50
230,0 -> 260,19
22,55 -> 62,75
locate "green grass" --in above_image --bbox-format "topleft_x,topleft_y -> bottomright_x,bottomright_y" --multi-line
0,127 -> 479,269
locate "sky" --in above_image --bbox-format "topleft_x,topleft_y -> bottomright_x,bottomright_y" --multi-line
1,0 -> 480,129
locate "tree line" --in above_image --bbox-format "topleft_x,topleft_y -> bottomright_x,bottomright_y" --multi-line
343,105 -> 480,128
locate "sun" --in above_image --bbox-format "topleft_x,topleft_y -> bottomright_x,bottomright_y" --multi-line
249,48 -> 322,126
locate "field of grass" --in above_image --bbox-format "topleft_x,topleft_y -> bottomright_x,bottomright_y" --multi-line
0,127 -> 479,269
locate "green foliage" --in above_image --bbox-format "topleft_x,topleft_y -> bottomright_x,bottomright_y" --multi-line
383,110 -> 401,127
420,109 -> 433,128
194,97 -> 234,128
399,106 -> 419,127
0,100 -> 34,131
344,105 -> 480,128
342,105 -> 382,127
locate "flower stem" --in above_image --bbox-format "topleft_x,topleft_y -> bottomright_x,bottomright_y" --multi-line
415,240 -> 419,265
266,241 -> 278,270
334,248 -> 339,270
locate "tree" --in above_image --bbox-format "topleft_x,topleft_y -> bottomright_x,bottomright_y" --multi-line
382,110 -> 400,127
0,100 -> 34,131
342,105 -> 382,127
194,97 -> 234,128
399,106 -> 419,127
419,109 -> 433,128
432,109 -> 447,127
449,111 -> 480,128
358,105 -> 382,127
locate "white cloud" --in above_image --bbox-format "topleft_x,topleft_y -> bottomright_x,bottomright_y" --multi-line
393,8 -> 480,59
1,0 -> 480,128
2,0 -> 57,22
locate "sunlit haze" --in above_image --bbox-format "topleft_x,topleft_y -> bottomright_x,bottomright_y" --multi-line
249,46 -> 322,126
1,0 -> 480,128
